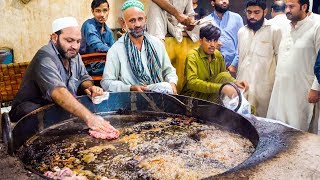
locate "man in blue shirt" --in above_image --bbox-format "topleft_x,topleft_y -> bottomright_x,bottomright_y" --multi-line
204,0 -> 243,76
80,0 -> 115,76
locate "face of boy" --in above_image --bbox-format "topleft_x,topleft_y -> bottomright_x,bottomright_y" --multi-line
200,37 -> 217,55
92,2 -> 110,24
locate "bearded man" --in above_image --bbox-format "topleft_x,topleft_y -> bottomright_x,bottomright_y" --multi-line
100,0 -> 178,94
204,0 -> 244,76
267,0 -> 320,133
9,17 -> 119,137
236,0 -> 282,117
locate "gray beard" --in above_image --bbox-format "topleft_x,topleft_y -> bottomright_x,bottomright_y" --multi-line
127,25 -> 146,38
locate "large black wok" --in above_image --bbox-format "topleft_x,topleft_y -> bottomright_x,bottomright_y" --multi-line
1,92 -> 298,179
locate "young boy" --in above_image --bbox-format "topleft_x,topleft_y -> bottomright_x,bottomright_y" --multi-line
80,0 -> 115,76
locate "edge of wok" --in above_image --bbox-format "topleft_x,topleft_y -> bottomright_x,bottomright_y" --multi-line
8,92 -> 301,178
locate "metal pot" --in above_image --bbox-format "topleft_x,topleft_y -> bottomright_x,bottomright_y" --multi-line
1,92 -> 300,178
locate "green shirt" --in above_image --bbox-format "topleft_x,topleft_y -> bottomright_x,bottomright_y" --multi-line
181,47 -> 235,102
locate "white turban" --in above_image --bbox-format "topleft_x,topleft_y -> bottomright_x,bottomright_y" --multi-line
52,17 -> 79,33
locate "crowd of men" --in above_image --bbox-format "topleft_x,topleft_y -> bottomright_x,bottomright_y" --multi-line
9,0 -> 320,136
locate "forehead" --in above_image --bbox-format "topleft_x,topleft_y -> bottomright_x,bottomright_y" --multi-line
247,5 -> 263,11
215,0 -> 229,3
286,0 -> 299,4
60,27 -> 81,38
123,7 -> 145,19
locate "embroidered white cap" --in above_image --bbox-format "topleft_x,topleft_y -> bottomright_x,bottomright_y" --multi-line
52,17 -> 79,33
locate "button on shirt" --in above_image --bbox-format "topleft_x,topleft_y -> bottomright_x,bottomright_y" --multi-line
204,11 -> 244,67
80,18 -> 115,54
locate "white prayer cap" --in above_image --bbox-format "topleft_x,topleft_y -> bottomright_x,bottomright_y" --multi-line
52,17 -> 79,33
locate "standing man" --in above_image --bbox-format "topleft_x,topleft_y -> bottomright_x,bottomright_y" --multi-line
80,0 -> 115,76
269,0 -> 291,34
267,0 -> 320,133
204,0 -> 244,76
146,0 -> 199,93
9,17 -> 118,136
270,0 -> 287,19
237,0 -> 282,117
101,0 -> 178,94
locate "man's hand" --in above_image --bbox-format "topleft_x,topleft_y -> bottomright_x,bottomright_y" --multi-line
130,85 -> 148,92
184,24 -> 196,31
86,115 -> 118,134
235,80 -> 249,92
170,83 -> 177,94
227,65 -> 237,77
308,89 -> 319,103
84,86 -> 104,97
176,13 -> 194,26
221,85 -> 237,98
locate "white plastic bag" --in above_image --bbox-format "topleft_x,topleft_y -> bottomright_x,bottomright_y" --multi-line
89,92 -> 110,104
222,92 -> 251,116
146,82 -> 173,94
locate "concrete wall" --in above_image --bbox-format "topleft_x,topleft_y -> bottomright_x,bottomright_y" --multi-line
0,0 -> 151,63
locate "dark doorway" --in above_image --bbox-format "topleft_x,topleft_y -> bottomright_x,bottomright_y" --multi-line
313,0 -> 320,14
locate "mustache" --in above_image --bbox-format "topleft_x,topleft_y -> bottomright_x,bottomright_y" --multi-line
133,26 -> 143,30
68,47 -> 76,51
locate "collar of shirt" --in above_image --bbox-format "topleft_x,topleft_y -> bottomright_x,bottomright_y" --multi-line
290,15 -> 309,30
212,11 -> 230,24
92,18 -> 107,32
119,34 -> 147,52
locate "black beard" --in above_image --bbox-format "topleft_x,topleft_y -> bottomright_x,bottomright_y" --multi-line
286,12 -> 303,22
56,37 -> 68,59
247,17 -> 264,31
214,4 -> 229,14
56,37 -> 77,59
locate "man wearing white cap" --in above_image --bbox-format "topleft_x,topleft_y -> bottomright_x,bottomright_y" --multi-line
9,17 -> 119,137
